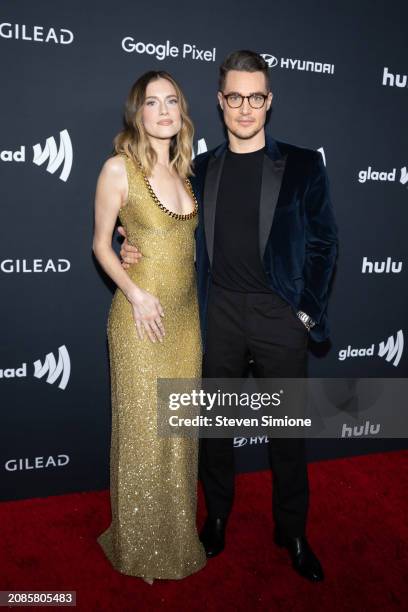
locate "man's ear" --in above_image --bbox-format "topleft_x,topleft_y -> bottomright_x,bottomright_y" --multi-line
217,91 -> 224,110
266,91 -> 273,111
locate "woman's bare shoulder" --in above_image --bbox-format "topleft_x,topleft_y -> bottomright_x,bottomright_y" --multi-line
101,153 -> 127,177
97,155 -> 129,207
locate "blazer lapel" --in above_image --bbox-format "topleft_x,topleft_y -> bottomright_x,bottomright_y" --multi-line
203,150 -> 226,265
259,153 -> 287,261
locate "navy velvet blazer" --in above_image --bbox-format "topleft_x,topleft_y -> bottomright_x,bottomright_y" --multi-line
191,134 -> 338,344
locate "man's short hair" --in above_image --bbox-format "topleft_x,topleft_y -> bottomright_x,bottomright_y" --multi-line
218,50 -> 270,92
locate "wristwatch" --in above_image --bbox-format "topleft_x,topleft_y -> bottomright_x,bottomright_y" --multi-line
296,310 -> 316,332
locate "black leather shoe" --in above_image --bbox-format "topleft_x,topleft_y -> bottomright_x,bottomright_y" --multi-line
199,517 -> 227,558
274,529 -> 324,582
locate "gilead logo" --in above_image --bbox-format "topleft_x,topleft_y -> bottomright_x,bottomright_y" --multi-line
4,455 -> 70,471
0,23 -> 74,44
1,258 -> 71,273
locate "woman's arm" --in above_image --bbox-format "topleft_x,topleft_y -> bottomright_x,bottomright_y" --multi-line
92,156 -> 137,300
92,156 -> 164,342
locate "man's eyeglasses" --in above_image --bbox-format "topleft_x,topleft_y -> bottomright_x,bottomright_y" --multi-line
221,92 -> 269,109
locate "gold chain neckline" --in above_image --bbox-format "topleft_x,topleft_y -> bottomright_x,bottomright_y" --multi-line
138,162 -> 198,220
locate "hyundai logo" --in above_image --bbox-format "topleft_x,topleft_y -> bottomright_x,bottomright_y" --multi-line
233,437 -> 248,447
260,54 -> 278,68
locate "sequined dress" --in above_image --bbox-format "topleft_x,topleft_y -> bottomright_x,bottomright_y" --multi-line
97,154 -> 206,579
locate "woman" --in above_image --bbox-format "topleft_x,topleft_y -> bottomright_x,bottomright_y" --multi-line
93,71 -> 207,583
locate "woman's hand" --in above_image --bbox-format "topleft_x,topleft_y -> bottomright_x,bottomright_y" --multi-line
129,286 -> 165,343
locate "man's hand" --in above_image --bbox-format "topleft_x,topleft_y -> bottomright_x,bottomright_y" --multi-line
118,226 -> 142,269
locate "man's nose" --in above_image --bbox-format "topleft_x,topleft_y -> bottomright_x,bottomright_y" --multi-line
240,98 -> 251,114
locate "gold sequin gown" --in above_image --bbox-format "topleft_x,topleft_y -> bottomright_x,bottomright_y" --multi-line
97,154 -> 206,579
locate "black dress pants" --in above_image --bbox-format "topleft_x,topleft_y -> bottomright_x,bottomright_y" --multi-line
199,283 -> 309,537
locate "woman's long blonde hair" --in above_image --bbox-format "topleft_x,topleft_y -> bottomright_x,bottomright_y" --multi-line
113,70 -> 194,179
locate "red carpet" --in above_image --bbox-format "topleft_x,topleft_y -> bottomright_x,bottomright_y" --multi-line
1,450 -> 407,611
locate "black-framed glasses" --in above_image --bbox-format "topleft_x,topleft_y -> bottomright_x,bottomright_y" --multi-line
221,92 -> 269,109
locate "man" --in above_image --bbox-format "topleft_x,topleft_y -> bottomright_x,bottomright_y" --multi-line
120,50 -> 338,582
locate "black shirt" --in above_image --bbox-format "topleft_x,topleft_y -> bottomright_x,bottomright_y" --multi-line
212,146 -> 273,293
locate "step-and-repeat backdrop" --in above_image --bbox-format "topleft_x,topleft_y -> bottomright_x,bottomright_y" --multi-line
1,0 -> 407,500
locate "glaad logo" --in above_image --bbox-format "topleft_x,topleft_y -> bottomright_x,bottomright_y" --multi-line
33,130 -> 73,182
338,330 -> 404,367
361,257 -> 402,274
0,130 -> 73,182
122,38 -> 216,62
192,138 -> 207,159
378,331 -> 404,367
358,166 -> 408,186
0,22 -> 74,44
1,346 -> 70,390
0,364 -> 27,379
382,67 -> 407,89
1,258 -> 71,273
233,436 -> 269,448
261,53 -> 334,75
4,455 -> 70,471
33,345 -> 71,390
341,421 -> 380,438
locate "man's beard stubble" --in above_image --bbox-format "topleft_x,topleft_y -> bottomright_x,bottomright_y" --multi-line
227,122 -> 265,141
